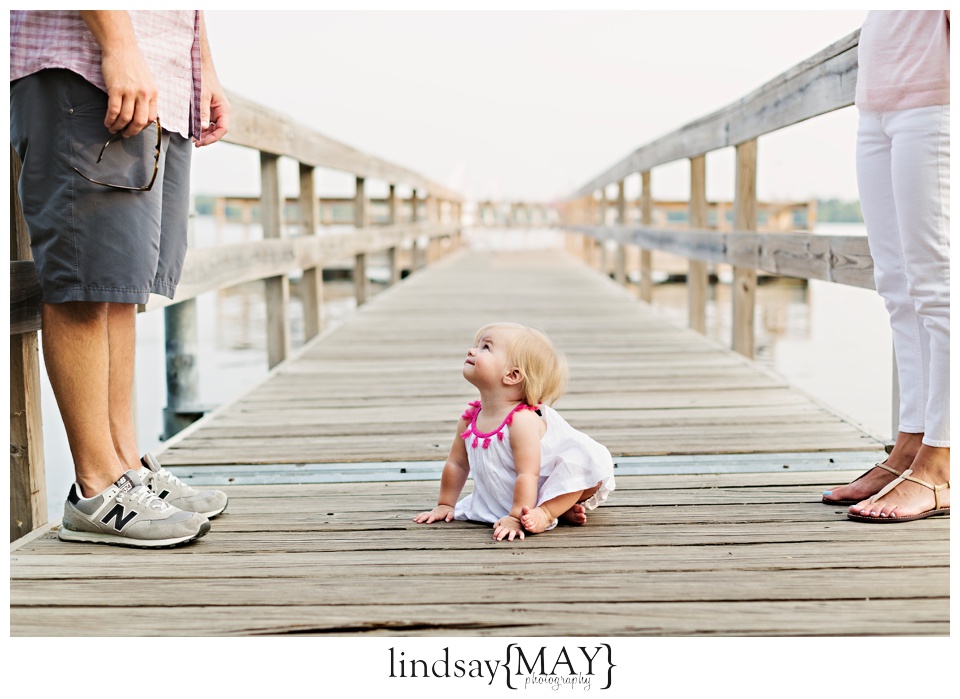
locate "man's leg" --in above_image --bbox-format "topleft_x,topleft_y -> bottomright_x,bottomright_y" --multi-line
106,302 -> 142,471
41,302 -> 126,497
47,300 -> 211,548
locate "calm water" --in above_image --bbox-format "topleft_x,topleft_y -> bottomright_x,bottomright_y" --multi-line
36,220 -> 891,519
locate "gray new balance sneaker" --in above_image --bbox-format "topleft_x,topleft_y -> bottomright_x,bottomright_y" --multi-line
138,453 -> 228,518
59,470 -> 210,548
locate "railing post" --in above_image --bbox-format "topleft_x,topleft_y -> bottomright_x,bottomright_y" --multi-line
596,189 -> 607,273
386,184 -> 400,285
354,176 -> 368,306
586,196 -> 596,264
388,183 -> 397,226
162,204 -> 204,440
639,171 -> 653,303
411,189 -> 425,271
260,152 -> 290,368
10,147 -> 47,542
299,163 -> 323,340
580,198 -> 592,264
452,200 -> 461,246
614,179 -> 627,285
733,139 -> 758,358
688,155 -> 709,333
427,198 -> 440,263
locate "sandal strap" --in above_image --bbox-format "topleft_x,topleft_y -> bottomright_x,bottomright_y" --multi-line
875,462 -> 904,478
847,461 -> 903,488
898,474 -> 950,511
869,469 -> 951,511
869,469 -> 913,504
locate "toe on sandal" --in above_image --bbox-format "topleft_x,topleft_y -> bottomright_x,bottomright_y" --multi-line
847,469 -> 951,523
822,462 -> 904,506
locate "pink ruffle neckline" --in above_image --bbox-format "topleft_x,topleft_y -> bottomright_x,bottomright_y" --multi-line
460,400 -> 538,449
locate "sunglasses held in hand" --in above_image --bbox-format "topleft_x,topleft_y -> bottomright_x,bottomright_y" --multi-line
72,119 -> 162,192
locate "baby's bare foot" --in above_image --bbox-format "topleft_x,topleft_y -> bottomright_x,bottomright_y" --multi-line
560,503 -> 587,526
520,505 -> 553,533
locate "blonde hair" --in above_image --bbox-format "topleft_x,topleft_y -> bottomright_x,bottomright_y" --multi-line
474,323 -> 568,406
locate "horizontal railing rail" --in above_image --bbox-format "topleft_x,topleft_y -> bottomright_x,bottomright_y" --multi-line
570,225 -> 874,289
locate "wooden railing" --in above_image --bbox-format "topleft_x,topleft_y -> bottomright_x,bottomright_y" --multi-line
9,89 -> 462,541
560,30 -> 866,357
476,197 -> 817,231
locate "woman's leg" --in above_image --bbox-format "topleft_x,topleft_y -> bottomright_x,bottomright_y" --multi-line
890,105 -> 950,449
824,109 -> 924,504
851,105 -> 950,519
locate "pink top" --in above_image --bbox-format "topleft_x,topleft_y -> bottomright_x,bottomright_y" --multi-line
9,10 -> 202,139
460,401 -> 538,450
855,10 -> 950,111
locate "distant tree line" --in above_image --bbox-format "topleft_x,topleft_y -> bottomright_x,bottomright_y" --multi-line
817,198 -> 863,222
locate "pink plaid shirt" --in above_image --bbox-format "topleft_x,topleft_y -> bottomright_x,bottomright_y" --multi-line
10,10 -> 202,139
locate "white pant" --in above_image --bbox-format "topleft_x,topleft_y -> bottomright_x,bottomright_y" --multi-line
856,105 -> 950,447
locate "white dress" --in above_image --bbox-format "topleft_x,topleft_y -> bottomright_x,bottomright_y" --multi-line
453,401 -> 615,530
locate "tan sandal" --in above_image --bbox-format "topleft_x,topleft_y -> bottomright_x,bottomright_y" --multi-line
822,462 -> 903,506
847,469 -> 950,523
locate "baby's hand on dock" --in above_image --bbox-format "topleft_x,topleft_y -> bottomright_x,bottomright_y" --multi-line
520,505 -> 554,534
493,515 -> 525,541
413,505 -> 454,524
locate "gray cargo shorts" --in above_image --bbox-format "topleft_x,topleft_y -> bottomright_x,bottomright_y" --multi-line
10,68 -> 191,304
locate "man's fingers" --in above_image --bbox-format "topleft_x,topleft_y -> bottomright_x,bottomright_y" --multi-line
104,96 -> 148,137
122,102 -> 153,138
104,94 -> 124,132
194,114 -> 230,147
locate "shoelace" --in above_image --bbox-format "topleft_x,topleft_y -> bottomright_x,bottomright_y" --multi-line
117,485 -> 171,512
149,466 -> 187,490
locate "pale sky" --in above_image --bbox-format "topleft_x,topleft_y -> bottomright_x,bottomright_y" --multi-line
194,10 -> 869,204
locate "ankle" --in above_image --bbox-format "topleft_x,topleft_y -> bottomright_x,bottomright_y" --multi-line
75,466 -> 126,498
910,445 -> 950,482
536,504 -> 557,522
888,432 -> 923,464
76,476 -> 115,499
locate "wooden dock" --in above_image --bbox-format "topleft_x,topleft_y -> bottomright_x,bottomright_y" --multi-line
9,248 -> 948,636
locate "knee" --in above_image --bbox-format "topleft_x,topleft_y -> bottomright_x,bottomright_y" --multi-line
580,483 -> 601,501
43,301 -> 109,326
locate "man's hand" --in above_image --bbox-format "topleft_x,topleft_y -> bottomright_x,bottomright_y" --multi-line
80,11 -> 157,137
195,73 -> 230,147
194,11 -> 229,147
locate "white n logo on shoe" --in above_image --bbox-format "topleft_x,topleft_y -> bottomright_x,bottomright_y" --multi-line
100,504 -> 139,532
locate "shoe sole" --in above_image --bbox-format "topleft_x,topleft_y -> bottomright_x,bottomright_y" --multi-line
159,496 -> 228,519
847,508 -> 950,524
200,499 -> 228,519
58,520 -> 211,548
172,500 -> 227,519
822,497 -> 861,506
